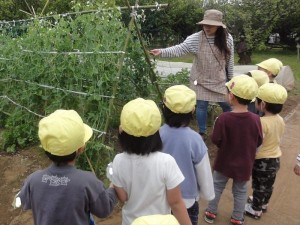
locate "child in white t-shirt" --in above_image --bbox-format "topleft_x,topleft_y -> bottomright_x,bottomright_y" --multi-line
110,98 -> 192,225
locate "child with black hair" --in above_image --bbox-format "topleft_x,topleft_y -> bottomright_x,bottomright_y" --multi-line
245,70 -> 269,114
110,98 -> 192,225
204,75 -> 263,225
16,109 -> 117,225
245,83 -> 288,219
159,85 -> 214,225
256,58 -> 283,83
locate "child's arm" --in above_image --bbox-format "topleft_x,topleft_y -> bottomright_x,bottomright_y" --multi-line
167,186 -> 192,225
211,117 -> 222,147
113,185 -> 128,202
195,152 -> 215,201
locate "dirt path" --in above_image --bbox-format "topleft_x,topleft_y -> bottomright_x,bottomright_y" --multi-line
198,103 -> 300,225
1,96 -> 299,225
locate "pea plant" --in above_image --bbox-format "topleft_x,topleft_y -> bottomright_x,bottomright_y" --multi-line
0,7 -> 154,176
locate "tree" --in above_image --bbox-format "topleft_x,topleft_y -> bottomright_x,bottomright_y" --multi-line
115,0 -> 204,47
211,0 -> 299,64
272,0 -> 300,47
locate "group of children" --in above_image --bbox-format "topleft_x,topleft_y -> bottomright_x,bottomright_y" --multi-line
204,57 -> 288,224
15,57 -> 290,225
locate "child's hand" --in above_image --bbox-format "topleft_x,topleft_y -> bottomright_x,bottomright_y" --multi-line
106,162 -> 113,182
294,164 -> 300,176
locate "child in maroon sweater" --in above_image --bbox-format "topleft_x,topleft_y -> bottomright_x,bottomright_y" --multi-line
204,75 -> 263,225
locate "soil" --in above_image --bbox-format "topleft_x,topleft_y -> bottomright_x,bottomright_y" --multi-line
0,94 -> 299,225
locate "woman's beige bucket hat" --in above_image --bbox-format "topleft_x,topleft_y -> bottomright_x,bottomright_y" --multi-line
197,9 -> 226,28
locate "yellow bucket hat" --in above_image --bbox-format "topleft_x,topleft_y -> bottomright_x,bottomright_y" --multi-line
38,109 -> 93,156
257,83 -> 288,104
131,214 -> 179,225
225,75 -> 258,100
256,58 -> 283,76
248,70 -> 270,87
120,98 -> 161,137
164,85 -> 196,113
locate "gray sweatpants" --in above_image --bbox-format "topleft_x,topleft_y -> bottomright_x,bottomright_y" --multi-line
206,171 -> 247,221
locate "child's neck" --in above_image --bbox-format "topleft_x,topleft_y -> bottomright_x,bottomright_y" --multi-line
68,160 -> 76,166
231,104 -> 248,113
263,111 -> 275,117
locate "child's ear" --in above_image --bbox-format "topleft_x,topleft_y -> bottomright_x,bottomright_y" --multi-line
119,125 -> 123,134
77,146 -> 85,155
227,92 -> 234,102
261,101 -> 266,111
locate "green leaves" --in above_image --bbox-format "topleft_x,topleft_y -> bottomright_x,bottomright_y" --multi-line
0,8 -> 152,176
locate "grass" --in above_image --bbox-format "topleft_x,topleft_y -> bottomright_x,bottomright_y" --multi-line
159,49 -> 300,80
251,49 -> 300,80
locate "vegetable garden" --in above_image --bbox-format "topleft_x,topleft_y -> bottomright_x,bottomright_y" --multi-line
0,4 -> 178,178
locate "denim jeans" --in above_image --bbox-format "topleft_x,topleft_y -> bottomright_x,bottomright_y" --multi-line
206,171 -> 247,221
187,201 -> 199,225
196,100 -> 231,134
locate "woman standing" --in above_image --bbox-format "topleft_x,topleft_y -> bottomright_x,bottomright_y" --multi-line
150,9 -> 234,136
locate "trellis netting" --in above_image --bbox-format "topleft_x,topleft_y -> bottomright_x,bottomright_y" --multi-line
0,8 -> 154,175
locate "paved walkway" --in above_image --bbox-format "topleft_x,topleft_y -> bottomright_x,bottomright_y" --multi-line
155,60 -> 256,77
199,104 -> 300,225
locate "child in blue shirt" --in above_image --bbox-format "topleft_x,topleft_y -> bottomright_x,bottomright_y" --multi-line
160,85 -> 215,225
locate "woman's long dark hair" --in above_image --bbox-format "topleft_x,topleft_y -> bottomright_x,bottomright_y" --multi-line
215,27 -> 231,60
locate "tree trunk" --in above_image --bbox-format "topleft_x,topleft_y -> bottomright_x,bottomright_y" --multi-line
238,52 -> 252,65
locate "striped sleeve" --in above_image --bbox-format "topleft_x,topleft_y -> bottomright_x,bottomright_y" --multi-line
160,32 -> 200,57
297,154 -> 300,166
159,31 -> 234,79
226,34 -> 234,80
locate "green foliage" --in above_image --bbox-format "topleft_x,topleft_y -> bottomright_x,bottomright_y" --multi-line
225,0 -> 300,50
116,0 -> 203,47
158,68 -> 190,93
0,7 -> 153,176
162,68 -> 189,85
0,0 -> 115,20
272,1 -> 300,47
250,49 -> 300,80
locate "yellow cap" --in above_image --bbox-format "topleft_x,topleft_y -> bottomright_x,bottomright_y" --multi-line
132,215 -> 179,225
226,75 -> 258,100
38,109 -> 93,156
256,58 -> 283,76
248,70 -> 270,87
257,83 -> 288,104
164,85 -> 196,113
120,98 -> 161,137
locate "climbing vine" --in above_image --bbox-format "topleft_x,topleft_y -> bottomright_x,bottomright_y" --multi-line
0,6 -> 154,176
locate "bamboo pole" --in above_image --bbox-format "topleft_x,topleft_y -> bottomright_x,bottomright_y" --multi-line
124,0 -> 165,101
94,14 -> 134,176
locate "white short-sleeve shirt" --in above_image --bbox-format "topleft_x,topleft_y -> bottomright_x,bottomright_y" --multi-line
112,151 -> 184,225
